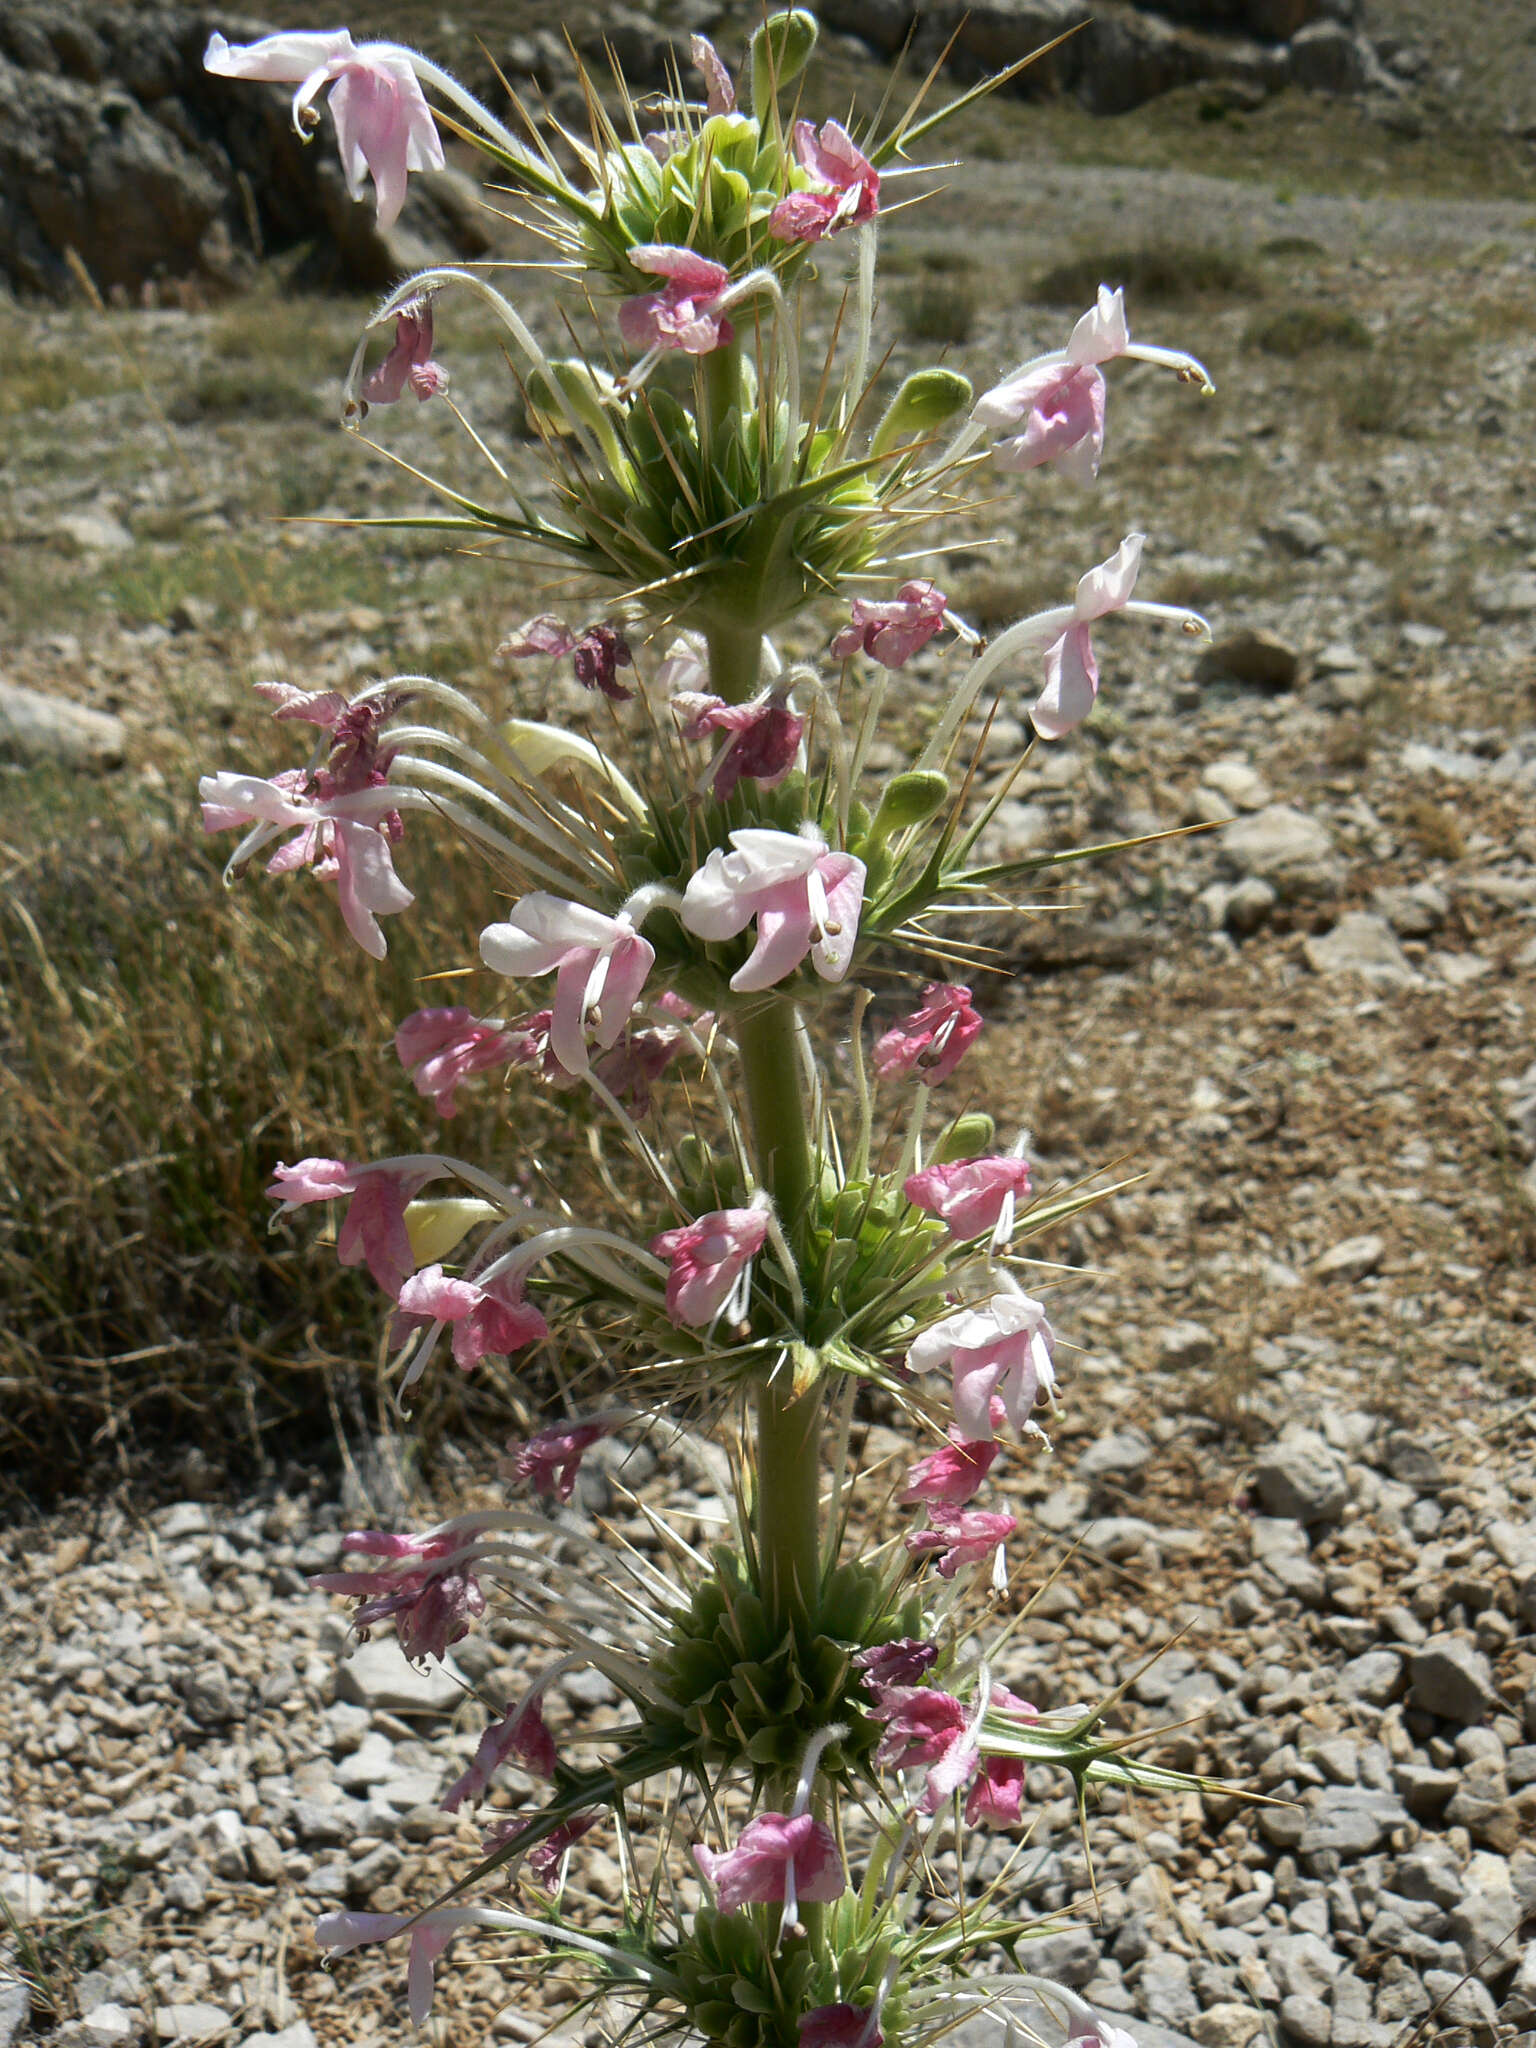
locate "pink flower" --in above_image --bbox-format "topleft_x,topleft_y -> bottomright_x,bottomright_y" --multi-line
479,896 -> 655,1076
831,582 -> 947,669
906,1292 -> 1058,1442
903,1155 -> 1033,1241
975,285 -> 1212,484
500,614 -> 576,660
265,1159 -> 434,1294
769,120 -> 879,242
694,1812 -> 844,1914
619,246 -> 735,357
316,1909 -> 480,2026
390,1265 -> 549,1370
361,297 -> 446,406
395,1007 -> 516,1117
905,1503 -> 1018,1581
853,1638 -> 938,1688
199,769 -> 412,959
312,1526 -> 486,1664
1069,2019 -> 1142,2048
592,1023 -> 692,1114
692,34 -> 735,115
571,624 -> 634,701
681,827 -> 865,991
528,1812 -> 599,1892
674,690 -> 805,799
253,681 -> 349,727
871,985 -> 982,1085
868,1687 -> 979,1813
443,1692 -> 557,1811
650,1206 -> 769,1327
898,1434 -> 998,1506
965,1756 -> 1025,1827
204,30 -> 445,228
987,534 -> 1207,741
505,1413 -> 622,1503
800,2007 -> 881,2048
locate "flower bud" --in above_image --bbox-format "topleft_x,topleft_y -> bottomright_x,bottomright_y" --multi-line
871,368 -> 974,458
748,9 -> 819,114
403,1196 -> 499,1266
930,1112 -> 994,1162
866,770 -> 949,853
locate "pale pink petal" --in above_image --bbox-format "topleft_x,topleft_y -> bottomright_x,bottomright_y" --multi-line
1074,532 -> 1144,619
1030,622 -> 1099,740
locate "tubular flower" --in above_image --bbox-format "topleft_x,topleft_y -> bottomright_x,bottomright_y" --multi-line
965,1756 -> 1026,1827
871,985 -> 982,1085
903,1155 -> 1033,1241
619,246 -> 735,357
361,297 -> 446,406
389,1265 -> 549,1370
443,1692 -> 557,1811
200,770 -> 412,958
868,1686 -> 979,1814
265,1159 -> 437,1295
898,1434 -> 999,1506
769,119 -> 879,242
480,896 -> 655,1076
975,284 -> 1214,483
694,1813 -> 845,1914
853,1638 -> 939,1689
311,1527 -> 486,1664
831,582 -> 948,669
905,1503 -> 1018,1582
673,688 -> 805,799
906,1292 -> 1058,1442
204,30 -> 445,227
316,1910 -> 482,2027
571,624 -> 634,701
505,1413 -> 623,1503
681,827 -> 865,991
395,1007 -> 517,1117
993,533 -> 1209,740
651,1204 -> 769,1327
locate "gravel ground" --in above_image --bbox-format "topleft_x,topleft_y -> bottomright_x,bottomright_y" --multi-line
5,109 -> 1536,2048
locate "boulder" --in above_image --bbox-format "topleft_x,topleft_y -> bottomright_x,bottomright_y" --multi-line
0,681 -> 128,769
1217,803 -> 1340,898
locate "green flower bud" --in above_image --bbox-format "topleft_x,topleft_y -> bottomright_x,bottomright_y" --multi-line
932,1111 -> 994,1161
871,368 -> 975,458
867,770 -> 949,849
748,10 -> 819,114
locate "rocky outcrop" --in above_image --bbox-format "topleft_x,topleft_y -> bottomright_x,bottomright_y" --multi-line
0,3 -> 491,300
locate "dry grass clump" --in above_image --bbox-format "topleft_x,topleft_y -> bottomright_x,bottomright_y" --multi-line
0,760 -> 572,1505
1243,304 -> 1373,356
1033,244 -> 1257,307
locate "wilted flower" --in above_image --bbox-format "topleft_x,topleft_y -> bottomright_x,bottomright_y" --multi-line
528,1813 -> 600,1892
694,1812 -> 844,1914
619,246 -> 735,357
965,1755 -> 1025,1827
674,688 -> 804,798
443,1691 -> 557,1810
898,1434 -> 999,1506
903,1155 -> 1033,1241
505,1413 -> 622,1503
265,1158 -> 436,1295
831,582 -> 947,669
311,1526 -> 486,1664
868,1686 -> 979,1814
361,297 -> 446,406
853,1638 -> 939,1688
769,119 -> 879,242
905,1503 -> 1018,1581
800,2006 -> 882,2048
395,1007 -> 517,1117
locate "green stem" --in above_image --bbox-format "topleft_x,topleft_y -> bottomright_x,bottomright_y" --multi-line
708,623 -> 823,1638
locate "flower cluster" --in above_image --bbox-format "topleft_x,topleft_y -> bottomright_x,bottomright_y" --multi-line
198,13 -> 1239,2048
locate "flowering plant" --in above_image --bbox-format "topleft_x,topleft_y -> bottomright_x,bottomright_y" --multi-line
203,17 -> 1232,2047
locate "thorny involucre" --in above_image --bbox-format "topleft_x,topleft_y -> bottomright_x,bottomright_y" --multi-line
200,14 -> 1240,2048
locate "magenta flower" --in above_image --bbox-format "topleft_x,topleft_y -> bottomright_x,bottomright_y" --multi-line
205,30 -> 445,228
571,624 -> 634,701
316,1909 -> 481,2026
396,1007 -> 517,1117
871,985 -> 982,1085
312,1527 -> 486,1664
898,1434 -> 999,1507
390,1265 -> 549,1370
443,1692 -> 557,1811
853,1638 -> 939,1689
868,1686 -> 979,1814
800,2007 -> 881,2048
906,1292 -> 1058,1442
965,1756 -> 1026,1827
650,1205 -> 769,1327
479,895 -> 656,1076
619,246 -> 735,357
674,689 -> 805,799
694,1812 -> 845,1914
769,120 -> 879,242
681,827 -> 866,991
831,582 -> 947,669
903,1155 -> 1033,1241
505,1412 -> 622,1503
528,1812 -> 600,1892
975,285 -> 1213,484
200,769 -> 412,958
691,34 -> 736,115
905,1503 -> 1018,1581
361,297 -> 446,407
